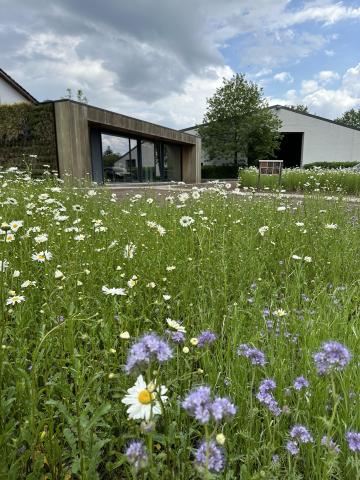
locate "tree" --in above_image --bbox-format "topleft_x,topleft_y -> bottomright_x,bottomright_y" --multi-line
198,74 -> 282,167
335,108 -> 360,129
286,104 -> 309,113
63,88 -> 88,104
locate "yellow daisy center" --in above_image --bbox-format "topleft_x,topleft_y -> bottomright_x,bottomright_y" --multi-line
138,389 -> 152,405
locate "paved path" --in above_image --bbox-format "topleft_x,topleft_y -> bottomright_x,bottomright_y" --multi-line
106,181 -> 360,204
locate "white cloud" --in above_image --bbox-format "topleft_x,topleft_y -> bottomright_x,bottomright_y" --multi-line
269,63 -> 360,118
280,3 -> 360,27
303,89 -> 359,118
342,63 -> 360,96
273,72 -> 294,83
315,70 -> 340,85
301,80 -> 319,94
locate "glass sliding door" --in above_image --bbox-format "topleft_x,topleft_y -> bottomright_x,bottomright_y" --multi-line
141,140 -> 161,182
101,133 -> 182,183
163,143 -> 181,181
102,134 -> 138,183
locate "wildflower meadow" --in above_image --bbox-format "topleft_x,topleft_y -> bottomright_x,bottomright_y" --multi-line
239,166 -> 360,195
1,170 -> 360,479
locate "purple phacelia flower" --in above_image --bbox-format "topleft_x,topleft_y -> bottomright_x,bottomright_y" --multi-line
237,344 -> 266,366
194,440 -> 225,473
293,376 -> 309,391
197,330 -> 217,348
321,436 -> 340,454
182,386 -> 212,424
182,386 -> 236,424
125,333 -> 173,374
211,397 -> 237,421
290,425 -> 313,444
286,440 -> 299,455
125,440 -> 148,470
313,341 -> 351,375
346,432 -> 360,452
166,330 -> 186,344
256,379 -> 281,416
259,378 -> 276,393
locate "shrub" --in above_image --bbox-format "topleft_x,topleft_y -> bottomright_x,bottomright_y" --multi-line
304,161 -> 359,170
202,164 -> 239,179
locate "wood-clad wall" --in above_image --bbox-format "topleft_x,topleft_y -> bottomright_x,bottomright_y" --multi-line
54,100 -> 201,183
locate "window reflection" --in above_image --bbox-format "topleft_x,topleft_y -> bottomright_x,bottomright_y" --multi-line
101,134 -> 182,183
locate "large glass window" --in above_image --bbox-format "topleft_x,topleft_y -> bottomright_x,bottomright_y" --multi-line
102,134 -> 138,182
164,143 -> 181,181
101,133 -> 182,183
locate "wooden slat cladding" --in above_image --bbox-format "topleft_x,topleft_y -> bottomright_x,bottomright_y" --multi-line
53,100 -> 200,183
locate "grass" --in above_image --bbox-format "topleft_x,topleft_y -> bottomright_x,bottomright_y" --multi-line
1,170 -> 360,479
239,166 -> 360,195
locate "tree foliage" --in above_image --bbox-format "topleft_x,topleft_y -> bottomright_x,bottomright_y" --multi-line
63,88 -> 88,104
335,108 -> 360,129
198,74 -> 282,166
286,104 -> 309,113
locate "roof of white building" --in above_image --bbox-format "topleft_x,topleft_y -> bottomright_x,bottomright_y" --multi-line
0,69 -> 38,104
181,104 -> 360,134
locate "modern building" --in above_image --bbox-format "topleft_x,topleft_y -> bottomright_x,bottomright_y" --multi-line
182,105 -> 360,169
0,69 -> 201,184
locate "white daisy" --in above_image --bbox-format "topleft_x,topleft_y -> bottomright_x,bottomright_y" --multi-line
102,286 -> 127,296
258,226 -> 269,236
166,318 -> 186,333
9,220 -> 23,232
0,260 -> 9,272
121,375 -> 167,421
54,269 -> 64,279
179,216 -> 195,227
34,233 -> 48,244
6,294 -> 25,305
325,223 -> 338,229
124,243 -> 136,259
32,250 -> 52,262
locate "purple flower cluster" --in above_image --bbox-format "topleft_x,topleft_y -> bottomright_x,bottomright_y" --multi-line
197,330 -> 217,348
125,333 -> 173,374
290,425 -> 314,444
256,379 -> 281,416
321,436 -> 340,454
182,386 -> 236,424
166,330 -> 186,344
237,344 -> 266,366
286,425 -> 313,455
313,341 -> 351,375
346,431 -> 360,452
125,440 -> 148,470
286,441 -> 299,455
194,440 -> 225,473
293,376 -> 309,391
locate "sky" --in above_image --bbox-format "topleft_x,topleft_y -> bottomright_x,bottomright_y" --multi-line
1,0 -> 360,129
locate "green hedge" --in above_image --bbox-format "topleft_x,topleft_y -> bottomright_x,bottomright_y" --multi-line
202,164 -> 238,179
304,161 -> 359,170
0,103 -> 58,175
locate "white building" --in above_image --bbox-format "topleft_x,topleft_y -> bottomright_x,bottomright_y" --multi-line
182,105 -> 360,169
0,69 -> 37,105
